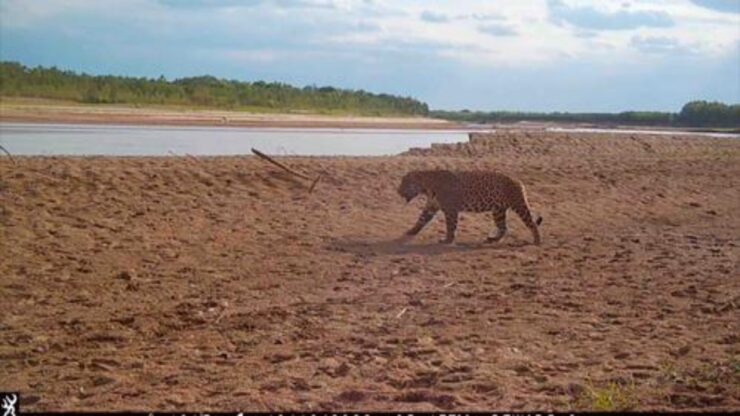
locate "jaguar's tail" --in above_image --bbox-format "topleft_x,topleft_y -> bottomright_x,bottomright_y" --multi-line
516,182 -> 542,245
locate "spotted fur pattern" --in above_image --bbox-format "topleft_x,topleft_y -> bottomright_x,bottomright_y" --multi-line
398,169 -> 542,245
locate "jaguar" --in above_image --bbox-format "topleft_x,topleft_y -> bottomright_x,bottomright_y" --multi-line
398,170 -> 542,245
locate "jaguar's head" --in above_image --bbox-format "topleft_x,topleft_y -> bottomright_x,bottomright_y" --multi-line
398,171 -> 423,203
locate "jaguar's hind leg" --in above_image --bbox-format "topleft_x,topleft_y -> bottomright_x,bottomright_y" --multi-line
486,206 -> 507,243
439,209 -> 458,244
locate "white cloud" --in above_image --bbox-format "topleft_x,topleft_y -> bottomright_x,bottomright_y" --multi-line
547,0 -> 675,30
631,34 -> 694,54
478,23 -> 519,37
420,10 -> 450,23
1,0 -> 738,68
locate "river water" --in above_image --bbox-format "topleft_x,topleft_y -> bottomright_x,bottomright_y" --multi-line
0,122 -> 471,156
0,122 -> 735,157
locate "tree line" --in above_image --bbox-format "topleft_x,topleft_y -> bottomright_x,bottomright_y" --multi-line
431,101 -> 740,128
1,61 -> 738,127
0,61 -> 429,116
675,100 -> 740,128
429,109 -> 674,126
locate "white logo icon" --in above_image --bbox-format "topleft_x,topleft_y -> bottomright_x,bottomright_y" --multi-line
1,394 -> 17,416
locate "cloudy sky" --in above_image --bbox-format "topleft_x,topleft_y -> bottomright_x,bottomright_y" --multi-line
0,0 -> 738,111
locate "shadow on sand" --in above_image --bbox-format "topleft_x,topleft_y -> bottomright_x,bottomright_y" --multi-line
328,237 -> 530,256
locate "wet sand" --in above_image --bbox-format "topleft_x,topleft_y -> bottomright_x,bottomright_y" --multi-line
1,131 -> 738,412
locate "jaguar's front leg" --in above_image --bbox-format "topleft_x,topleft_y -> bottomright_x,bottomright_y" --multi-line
439,210 -> 458,244
405,206 -> 438,238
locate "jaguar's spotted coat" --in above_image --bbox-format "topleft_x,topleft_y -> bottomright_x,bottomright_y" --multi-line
398,170 -> 542,245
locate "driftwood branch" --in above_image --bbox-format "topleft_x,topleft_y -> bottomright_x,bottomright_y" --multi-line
251,148 -> 322,193
308,173 -> 323,193
0,143 -> 17,165
251,148 -> 311,180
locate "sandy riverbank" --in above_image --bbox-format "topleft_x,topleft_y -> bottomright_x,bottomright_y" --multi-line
1,131 -> 738,412
0,99 -> 460,130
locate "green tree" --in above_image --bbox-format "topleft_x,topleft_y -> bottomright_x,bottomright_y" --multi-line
0,61 -> 430,117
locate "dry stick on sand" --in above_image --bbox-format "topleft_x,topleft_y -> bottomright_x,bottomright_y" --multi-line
184,153 -> 202,163
308,173 -> 323,193
251,148 -> 322,193
0,144 -> 17,165
168,150 -> 203,165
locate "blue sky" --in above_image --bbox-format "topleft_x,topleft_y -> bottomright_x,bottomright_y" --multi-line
0,0 -> 738,112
